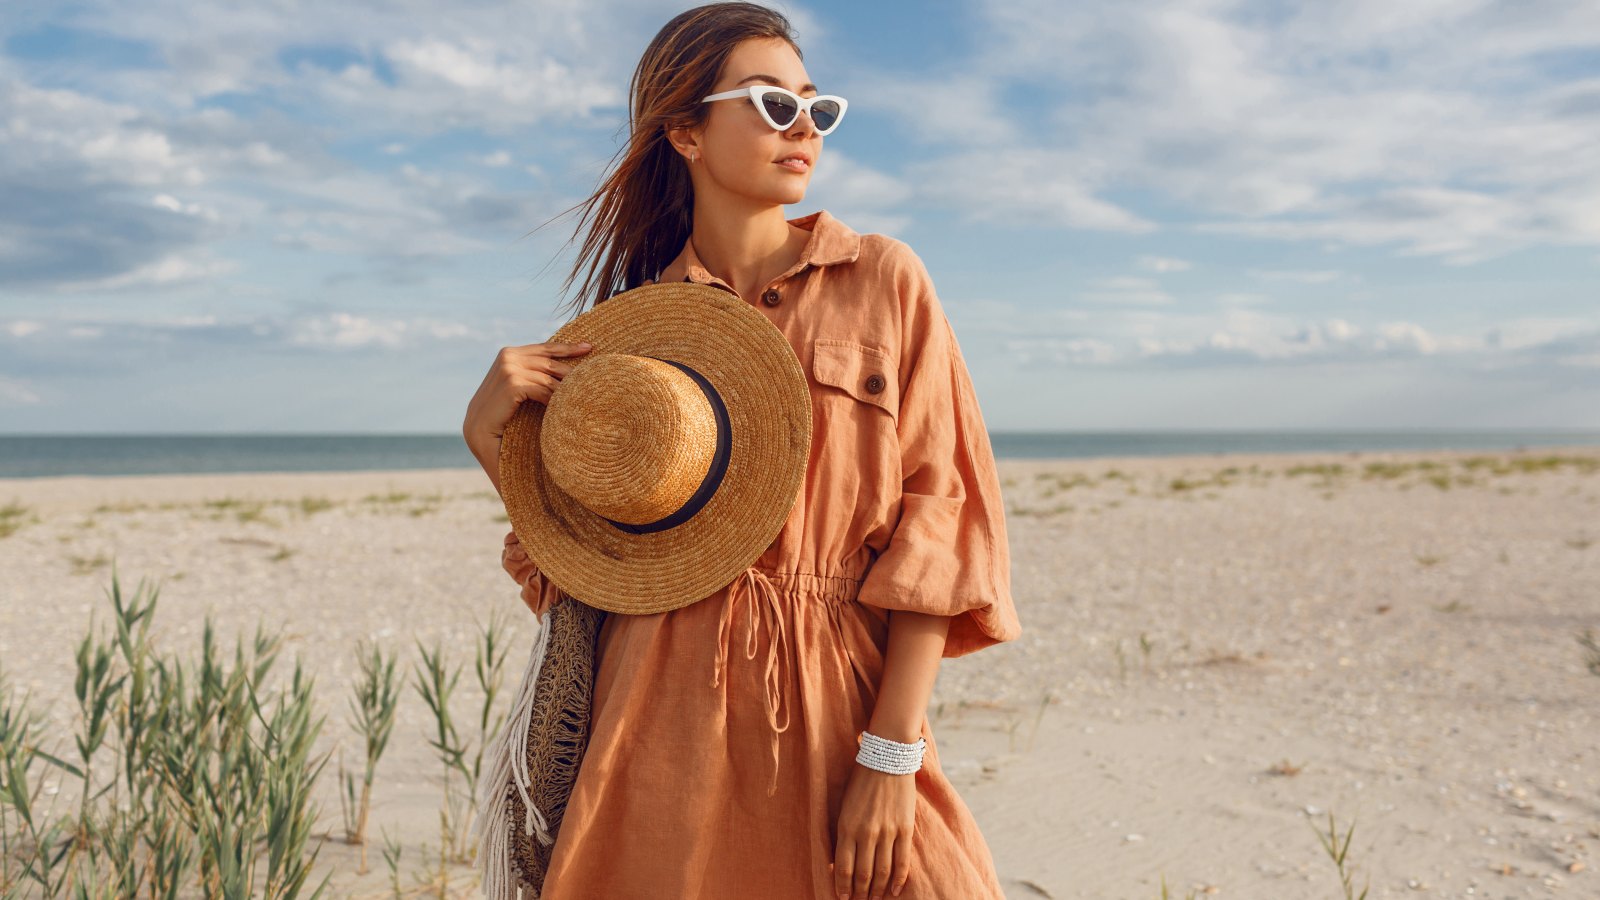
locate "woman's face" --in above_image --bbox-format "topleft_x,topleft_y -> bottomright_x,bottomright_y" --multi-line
673,37 -> 822,208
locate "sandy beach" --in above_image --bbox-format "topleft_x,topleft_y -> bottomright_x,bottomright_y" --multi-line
1,446 -> 1596,899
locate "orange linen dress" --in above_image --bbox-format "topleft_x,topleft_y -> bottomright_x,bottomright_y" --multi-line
501,209 -> 1022,899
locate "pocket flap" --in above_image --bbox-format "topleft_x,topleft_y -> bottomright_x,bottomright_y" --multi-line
812,338 -> 898,419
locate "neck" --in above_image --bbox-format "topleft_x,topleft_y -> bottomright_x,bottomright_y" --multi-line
687,194 -> 802,299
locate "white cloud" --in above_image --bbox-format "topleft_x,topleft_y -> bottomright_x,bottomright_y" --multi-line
1247,268 -> 1345,284
378,37 -> 621,117
1080,276 -> 1174,306
936,0 -> 1600,261
992,302 -> 1600,371
152,193 -> 222,221
0,311 -> 483,357
1483,317 -> 1598,351
53,252 -> 240,293
1,59 -> 569,292
289,313 -> 478,349
51,0 -> 635,127
848,71 -> 1023,149
1137,255 -> 1191,272
1217,292 -> 1270,306
803,149 -> 915,235
1006,336 -> 1119,366
0,377 -> 41,406
910,149 -> 1153,232
80,128 -> 200,186
3,78 -> 210,185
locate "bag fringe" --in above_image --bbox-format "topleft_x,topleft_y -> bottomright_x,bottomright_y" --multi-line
472,611 -> 557,899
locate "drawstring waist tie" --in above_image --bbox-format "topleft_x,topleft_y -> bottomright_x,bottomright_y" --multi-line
709,566 -> 864,797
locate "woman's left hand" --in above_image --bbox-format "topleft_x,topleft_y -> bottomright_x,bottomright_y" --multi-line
830,763 -> 916,899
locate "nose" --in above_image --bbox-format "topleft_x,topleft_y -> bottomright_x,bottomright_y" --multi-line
785,107 -> 817,135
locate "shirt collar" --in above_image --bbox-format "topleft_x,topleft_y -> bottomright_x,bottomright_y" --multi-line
657,209 -> 862,289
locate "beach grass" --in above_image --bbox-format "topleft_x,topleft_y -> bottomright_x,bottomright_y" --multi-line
0,570 -> 333,898
0,568 -> 518,898
0,501 -> 33,539
999,451 -> 1599,518
337,640 -> 400,875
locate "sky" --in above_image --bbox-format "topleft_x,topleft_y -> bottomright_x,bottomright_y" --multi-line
2,0 -> 1599,434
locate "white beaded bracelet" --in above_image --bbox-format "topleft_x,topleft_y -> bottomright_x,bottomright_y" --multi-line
855,730 -> 926,775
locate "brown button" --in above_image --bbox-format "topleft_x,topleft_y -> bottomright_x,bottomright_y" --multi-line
761,288 -> 782,306
865,374 -> 885,394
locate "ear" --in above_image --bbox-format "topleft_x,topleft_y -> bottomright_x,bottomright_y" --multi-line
664,121 -> 702,163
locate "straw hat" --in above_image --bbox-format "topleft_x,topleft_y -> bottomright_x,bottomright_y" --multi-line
498,281 -> 812,615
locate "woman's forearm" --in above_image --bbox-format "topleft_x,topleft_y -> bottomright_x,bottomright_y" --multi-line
467,430 -> 503,497
867,610 -> 950,743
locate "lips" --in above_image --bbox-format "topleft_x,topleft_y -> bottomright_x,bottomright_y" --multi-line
775,155 -> 811,172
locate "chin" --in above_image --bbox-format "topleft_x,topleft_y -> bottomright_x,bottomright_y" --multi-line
732,169 -> 810,204
774,182 -> 809,204
749,187 -> 806,206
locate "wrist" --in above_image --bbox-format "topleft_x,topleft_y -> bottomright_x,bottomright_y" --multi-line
865,721 -> 921,744
466,429 -> 504,497
854,729 -> 926,775
466,429 -> 501,465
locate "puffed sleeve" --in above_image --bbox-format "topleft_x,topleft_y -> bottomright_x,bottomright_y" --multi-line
856,244 -> 1022,658
503,529 -> 564,622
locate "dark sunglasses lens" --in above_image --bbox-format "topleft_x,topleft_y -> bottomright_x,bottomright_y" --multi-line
810,99 -> 840,132
760,92 -> 799,127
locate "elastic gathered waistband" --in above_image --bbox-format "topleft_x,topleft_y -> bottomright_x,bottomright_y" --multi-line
745,565 -> 865,604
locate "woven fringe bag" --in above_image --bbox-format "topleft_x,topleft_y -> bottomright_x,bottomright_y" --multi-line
473,593 -> 608,899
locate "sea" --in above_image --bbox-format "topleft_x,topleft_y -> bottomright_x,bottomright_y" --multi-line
1,431 -> 1598,479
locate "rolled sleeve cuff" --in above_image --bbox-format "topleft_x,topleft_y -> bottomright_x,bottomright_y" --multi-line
855,494 -> 1021,658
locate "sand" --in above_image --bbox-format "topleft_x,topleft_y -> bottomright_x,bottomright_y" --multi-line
0,446 -> 1596,899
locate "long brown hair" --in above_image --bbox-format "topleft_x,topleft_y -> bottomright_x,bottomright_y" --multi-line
529,3 -> 802,320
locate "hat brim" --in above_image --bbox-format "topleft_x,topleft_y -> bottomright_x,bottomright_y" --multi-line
499,282 -> 813,615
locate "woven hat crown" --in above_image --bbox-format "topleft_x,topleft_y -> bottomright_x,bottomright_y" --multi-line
541,353 -> 725,526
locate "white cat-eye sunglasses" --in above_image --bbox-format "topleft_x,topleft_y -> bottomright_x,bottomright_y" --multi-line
701,85 -> 848,136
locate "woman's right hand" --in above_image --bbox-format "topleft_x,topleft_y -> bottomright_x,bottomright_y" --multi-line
462,338 -> 594,488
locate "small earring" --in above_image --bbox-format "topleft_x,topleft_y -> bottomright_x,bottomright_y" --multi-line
689,152 -> 697,163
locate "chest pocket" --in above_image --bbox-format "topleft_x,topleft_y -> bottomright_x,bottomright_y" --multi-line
811,338 -> 899,423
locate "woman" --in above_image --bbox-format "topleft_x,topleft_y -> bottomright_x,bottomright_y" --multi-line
462,4 -> 1021,898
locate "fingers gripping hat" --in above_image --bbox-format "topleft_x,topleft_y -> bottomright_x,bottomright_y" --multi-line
498,281 -> 813,615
